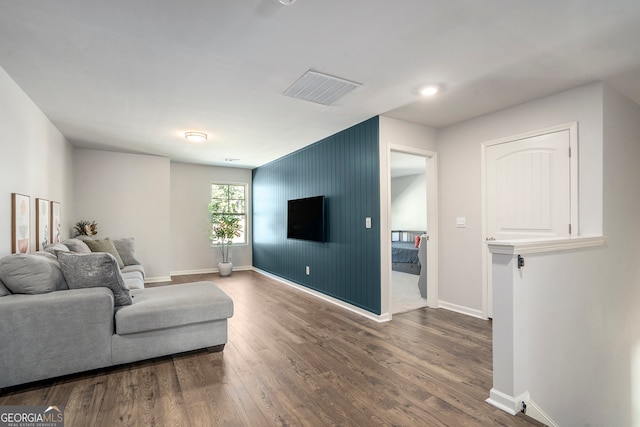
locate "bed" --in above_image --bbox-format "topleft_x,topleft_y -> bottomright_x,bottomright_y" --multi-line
391,230 -> 425,275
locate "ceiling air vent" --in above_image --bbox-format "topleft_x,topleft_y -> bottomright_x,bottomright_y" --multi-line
283,70 -> 362,105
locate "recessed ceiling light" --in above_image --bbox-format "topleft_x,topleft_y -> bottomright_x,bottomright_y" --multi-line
185,131 -> 207,143
419,85 -> 440,97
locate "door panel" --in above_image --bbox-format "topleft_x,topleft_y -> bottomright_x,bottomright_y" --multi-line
486,130 -> 570,241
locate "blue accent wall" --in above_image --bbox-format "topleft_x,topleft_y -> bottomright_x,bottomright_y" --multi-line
252,117 -> 381,314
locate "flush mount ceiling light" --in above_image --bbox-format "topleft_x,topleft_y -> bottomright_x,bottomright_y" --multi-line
279,0 -> 296,4
419,85 -> 440,97
184,131 -> 207,143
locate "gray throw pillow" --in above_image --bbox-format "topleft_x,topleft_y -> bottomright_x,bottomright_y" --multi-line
44,242 -> 70,255
75,234 -> 94,242
62,238 -> 92,253
57,252 -> 132,307
0,254 -> 68,294
0,278 -> 10,296
84,238 -> 125,269
111,237 -> 141,266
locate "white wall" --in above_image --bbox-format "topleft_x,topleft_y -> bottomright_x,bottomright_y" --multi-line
380,116 -> 437,152
391,173 -> 427,231
73,149 -> 171,281
170,162 -> 252,273
436,82 -> 604,312
596,85 -> 640,426
0,66 -> 74,256
488,85 -> 640,425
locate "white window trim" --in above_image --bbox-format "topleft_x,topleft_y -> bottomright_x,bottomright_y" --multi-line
210,181 -> 249,246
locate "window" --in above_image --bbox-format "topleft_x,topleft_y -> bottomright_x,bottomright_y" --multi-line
209,183 -> 247,244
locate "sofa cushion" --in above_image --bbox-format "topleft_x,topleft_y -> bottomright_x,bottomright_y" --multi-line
121,268 -> 145,290
44,242 -> 70,255
57,252 -> 132,307
112,237 -> 141,266
121,264 -> 145,278
84,238 -> 125,269
0,254 -> 68,294
75,234 -> 94,242
116,281 -> 233,335
0,278 -> 10,296
62,238 -> 92,253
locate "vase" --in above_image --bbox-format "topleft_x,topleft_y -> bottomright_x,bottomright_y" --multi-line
218,261 -> 233,276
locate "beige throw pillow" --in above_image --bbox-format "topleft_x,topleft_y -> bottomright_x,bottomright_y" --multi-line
84,238 -> 125,269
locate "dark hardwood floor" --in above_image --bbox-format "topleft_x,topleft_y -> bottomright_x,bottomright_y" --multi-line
0,271 -> 542,426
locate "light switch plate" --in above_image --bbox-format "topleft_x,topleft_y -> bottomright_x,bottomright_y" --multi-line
365,217 -> 372,228
456,217 -> 466,228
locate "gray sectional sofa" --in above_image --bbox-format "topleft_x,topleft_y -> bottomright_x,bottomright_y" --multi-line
0,237 -> 233,390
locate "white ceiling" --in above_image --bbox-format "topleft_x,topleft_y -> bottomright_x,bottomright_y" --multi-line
1,1 -> 639,169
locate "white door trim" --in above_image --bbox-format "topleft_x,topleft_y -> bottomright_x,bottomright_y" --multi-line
480,122 -> 578,318
382,144 -> 438,318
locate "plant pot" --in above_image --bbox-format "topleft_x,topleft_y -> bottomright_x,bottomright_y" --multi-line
218,262 -> 233,276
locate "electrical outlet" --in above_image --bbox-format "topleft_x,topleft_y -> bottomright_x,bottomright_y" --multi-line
305,266 -> 310,275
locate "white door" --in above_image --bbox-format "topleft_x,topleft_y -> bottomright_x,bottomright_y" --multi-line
484,127 -> 574,316
486,129 -> 571,240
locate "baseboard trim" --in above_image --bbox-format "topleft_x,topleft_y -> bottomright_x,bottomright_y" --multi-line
524,398 -> 559,427
438,300 -> 484,319
486,388 -> 528,415
253,268 -> 391,323
170,268 -> 216,276
169,266 -> 253,276
144,276 -> 172,284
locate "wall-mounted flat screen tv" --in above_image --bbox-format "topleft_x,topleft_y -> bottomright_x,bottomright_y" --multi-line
287,195 -> 325,242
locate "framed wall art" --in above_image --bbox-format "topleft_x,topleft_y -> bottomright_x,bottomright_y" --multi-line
36,197 -> 50,251
50,201 -> 61,244
11,193 -> 30,254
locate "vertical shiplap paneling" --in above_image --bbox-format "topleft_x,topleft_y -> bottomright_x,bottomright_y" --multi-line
252,117 -> 381,314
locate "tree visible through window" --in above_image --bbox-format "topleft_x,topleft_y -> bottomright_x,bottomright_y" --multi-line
209,183 -> 246,244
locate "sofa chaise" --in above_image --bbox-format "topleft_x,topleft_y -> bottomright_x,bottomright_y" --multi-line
0,237 -> 233,390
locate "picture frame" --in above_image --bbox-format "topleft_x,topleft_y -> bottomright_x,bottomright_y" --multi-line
36,197 -> 50,251
50,201 -> 61,244
11,193 -> 30,254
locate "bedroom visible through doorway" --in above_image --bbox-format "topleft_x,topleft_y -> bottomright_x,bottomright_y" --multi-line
390,151 -> 428,314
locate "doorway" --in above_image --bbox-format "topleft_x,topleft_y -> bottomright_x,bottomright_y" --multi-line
387,148 -> 438,315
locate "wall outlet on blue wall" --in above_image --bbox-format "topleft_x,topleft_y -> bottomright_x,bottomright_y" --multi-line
306,266 -> 310,275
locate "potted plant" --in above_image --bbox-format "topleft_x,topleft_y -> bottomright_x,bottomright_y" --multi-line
210,213 -> 242,276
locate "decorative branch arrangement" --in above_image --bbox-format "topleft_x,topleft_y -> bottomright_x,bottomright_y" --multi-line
73,220 -> 98,237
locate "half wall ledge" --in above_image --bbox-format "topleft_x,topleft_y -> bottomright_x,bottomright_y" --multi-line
487,235 -> 606,255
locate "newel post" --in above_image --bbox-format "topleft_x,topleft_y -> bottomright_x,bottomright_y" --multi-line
486,244 -> 529,415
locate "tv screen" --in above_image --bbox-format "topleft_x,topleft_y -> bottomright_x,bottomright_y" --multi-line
287,196 -> 325,242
